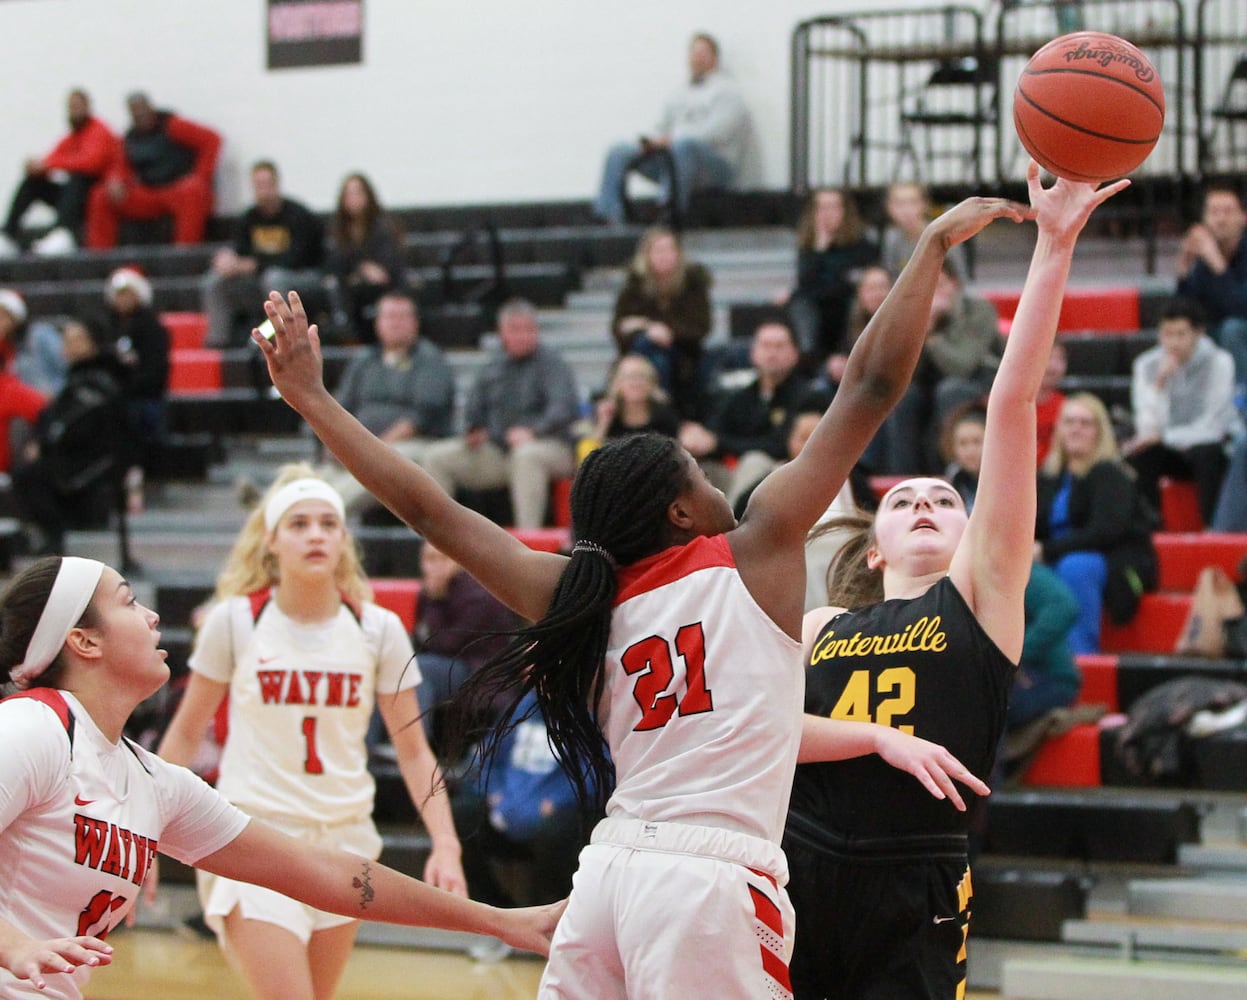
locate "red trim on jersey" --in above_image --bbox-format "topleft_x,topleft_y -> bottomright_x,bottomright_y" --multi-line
614,534 -> 735,607
248,588 -> 271,621
248,587 -> 361,623
2,687 -> 73,733
760,947 -> 793,992
748,883 -> 784,938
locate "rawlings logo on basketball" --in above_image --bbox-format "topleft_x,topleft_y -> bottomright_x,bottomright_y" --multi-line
1062,40 -> 1155,82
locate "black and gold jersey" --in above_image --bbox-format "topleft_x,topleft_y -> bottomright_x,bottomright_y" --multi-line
789,577 -> 1015,843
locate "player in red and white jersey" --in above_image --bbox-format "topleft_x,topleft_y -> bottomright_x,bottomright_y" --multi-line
0,556 -> 565,999
156,466 -> 466,1000
252,195 -> 1029,999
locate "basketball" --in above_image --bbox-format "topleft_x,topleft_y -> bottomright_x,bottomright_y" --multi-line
1013,31 -> 1164,182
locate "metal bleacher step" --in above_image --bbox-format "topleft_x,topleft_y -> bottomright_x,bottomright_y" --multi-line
1000,955 -> 1247,999
1128,874 -> 1247,923
1180,842 -> 1247,872
1062,915 -> 1247,955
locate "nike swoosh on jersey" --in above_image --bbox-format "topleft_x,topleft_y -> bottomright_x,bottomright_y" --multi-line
74,795 -> 95,806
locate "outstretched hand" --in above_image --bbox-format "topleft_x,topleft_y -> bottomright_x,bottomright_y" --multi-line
495,897 -> 568,957
4,934 -> 113,990
874,728 -> 991,811
928,193 -> 1035,251
1025,159 -> 1130,243
251,290 -> 329,411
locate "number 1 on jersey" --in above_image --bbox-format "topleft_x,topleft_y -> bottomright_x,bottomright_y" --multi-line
622,623 -> 714,731
302,716 -> 325,774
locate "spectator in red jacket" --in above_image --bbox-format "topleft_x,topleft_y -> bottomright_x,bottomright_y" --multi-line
0,89 -> 117,257
84,91 -> 221,249
0,291 -> 48,474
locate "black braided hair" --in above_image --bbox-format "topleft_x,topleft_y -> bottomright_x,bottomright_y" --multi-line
445,433 -> 690,811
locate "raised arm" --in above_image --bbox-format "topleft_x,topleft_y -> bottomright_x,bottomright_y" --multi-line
951,164 -> 1129,661
732,197 -> 1033,631
254,292 -> 564,623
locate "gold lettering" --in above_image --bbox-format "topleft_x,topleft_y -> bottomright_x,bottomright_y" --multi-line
810,617 -> 948,662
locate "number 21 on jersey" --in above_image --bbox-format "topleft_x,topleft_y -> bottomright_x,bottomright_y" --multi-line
830,666 -> 916,733
621,623 -> 714,731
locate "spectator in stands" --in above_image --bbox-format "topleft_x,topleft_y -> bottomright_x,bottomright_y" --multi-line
0,291 -> 48,475
422,299 -> 578,529
577,354 -> 679,464
407,541 -> 522,748
1036,392 -> 1158,655
1212,437 -> 1247,531
593,32 -> 750,224
1010,560 -> 1082,731
103,266 -> 170,514
784,187 -> 879,366
104,267 -> 170,445
203,161 -> 325,348
880,181 -> 969,283
610,226 -> 712,419
813,264 -> 893,397
1175,182 -> 1247,393
452,688 -> 602,916
324,172 -> 406,343
874,259 -> 1002,474
680,318 -> 826,507
1036,339 -> 1067,468
1123,298 -> 1240,527
321,288 -> 455,517
7,311 -> 67,399
940,401 -> 987,511
11,314 -> 130,555
84,91 -> 221,249
0,89 -> 117,257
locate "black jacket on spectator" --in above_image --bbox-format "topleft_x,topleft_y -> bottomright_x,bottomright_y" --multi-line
708,373 -> 828,460
234,198 -> 325,271
12,352 -> 131,550
107,305 -> 170,401
1036,460 -> 1159,624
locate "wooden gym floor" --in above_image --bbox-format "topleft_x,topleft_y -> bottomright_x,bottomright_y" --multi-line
84,927 -> 1002,999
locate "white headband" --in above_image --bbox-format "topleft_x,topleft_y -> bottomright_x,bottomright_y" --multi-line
264,478 -> 346,532
10,557 -> 106,690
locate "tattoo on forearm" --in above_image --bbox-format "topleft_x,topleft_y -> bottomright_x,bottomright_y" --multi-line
352,861 -> 376,910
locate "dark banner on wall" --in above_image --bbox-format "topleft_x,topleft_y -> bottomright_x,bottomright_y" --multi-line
267,0 -> 363,70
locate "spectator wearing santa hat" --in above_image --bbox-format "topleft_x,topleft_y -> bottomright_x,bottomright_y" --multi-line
104,266 -> 169,450
0,287 -> 65,396
0,291 -> 48,475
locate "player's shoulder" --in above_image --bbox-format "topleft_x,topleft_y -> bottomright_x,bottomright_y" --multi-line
801,605 -> 847,649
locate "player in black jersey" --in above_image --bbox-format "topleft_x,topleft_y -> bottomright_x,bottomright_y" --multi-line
784,163 -> 1129,1000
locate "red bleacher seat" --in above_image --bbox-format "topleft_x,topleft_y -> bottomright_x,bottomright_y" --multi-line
1075,653 -> 1119,713
161,311 -> 209,350
868,475 -> 907,500
168,348 -> 222,393
1099,592 -> 1192,654
551,477 -> 572,528
1159,478 -> 1204,532
1021,722 -> 1102,787
981,286 -> 1140,333
1155,532 -> 1247,592
370,578 -> 421,633
508,526 -> 572,553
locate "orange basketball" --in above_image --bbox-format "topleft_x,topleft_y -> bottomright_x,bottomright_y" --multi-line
1013,31 -> 1164,182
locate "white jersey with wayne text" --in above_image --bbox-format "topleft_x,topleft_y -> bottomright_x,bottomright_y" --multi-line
0,690 -> 248,1000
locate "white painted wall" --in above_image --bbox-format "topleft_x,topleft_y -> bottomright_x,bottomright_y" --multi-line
1,0 -> 932,213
